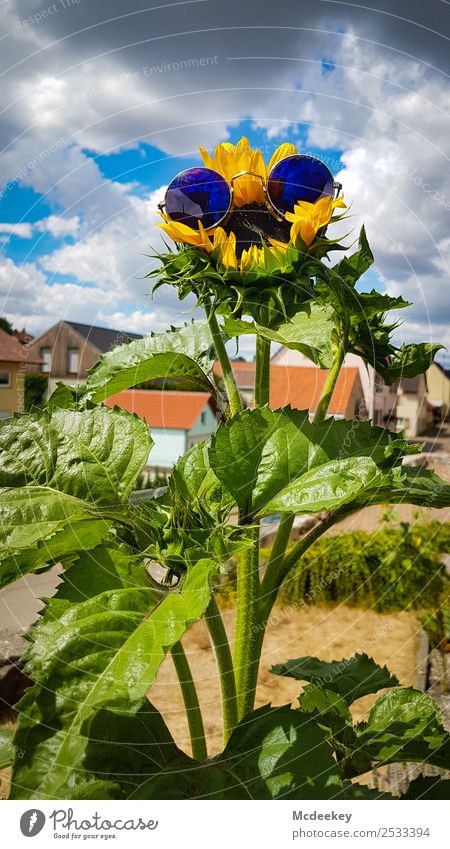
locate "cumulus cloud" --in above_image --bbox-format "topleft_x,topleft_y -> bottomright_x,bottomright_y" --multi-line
0,0 -> 448,350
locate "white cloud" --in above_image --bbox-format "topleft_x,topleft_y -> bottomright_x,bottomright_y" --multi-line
0,222 -> 33,238
37,215 -> 80,237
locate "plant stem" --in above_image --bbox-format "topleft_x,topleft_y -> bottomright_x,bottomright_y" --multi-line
260,513 -> 295,609
206,303 -> 242,417
232,336 -> 271,719
233,522 -> 261,719
260,508 -> 345,623
171,641 -> 207,761
313,337 -> 346,423
204,595 -> 238,743
254,336 -> 271,407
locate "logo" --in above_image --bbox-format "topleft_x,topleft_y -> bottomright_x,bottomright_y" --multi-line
20,810 -> 46,837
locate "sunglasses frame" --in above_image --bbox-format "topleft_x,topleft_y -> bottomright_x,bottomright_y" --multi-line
158,154 -> 342,232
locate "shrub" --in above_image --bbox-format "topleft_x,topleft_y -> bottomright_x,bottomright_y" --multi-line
278,522 -> 450,612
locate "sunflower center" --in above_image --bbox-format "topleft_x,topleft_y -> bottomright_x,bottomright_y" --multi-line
222,203 -> 290,257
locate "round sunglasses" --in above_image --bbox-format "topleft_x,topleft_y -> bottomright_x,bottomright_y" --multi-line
159,154 -> 342,232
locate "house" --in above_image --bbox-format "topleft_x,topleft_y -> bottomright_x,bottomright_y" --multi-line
25,320 -> 142,392
270,347 -> 389,425
104,390 -> 218,471
426,362 -> 450,420
391,375 -> 433,437
216,361 -> 366,420
0,328 -> 41,419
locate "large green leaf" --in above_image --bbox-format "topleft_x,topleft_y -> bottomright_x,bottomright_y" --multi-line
10,548 -> 217,799
378,343 -> 444,386
256,304 -> 336,368
358,466 -> 450,510
0,406 -> 152,504
130,705 -> 343,799
208,407 -> 411,516
0,487 -> 112,588
355,688 -> 450,771
272,653 -> 399,705
84,321 -> 219,402
49,700 -> 190,800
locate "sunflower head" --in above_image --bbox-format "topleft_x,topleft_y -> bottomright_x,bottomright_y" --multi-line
153,136 -> 348,320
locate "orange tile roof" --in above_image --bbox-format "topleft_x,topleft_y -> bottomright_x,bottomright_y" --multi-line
269,365 -> 360,417
0,328 -> 41,363
216,362 -> 360,416
104,389 -> 213,430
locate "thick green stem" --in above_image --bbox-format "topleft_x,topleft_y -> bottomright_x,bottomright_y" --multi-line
260,513 -> 295,608
260,508 -> 344,624
254,336 -> 271,407
233,523 -> 261,719
313,338 -> 346,423
206,303 -> 242,416
204,595 -> 238,743
171,641 -> 207,761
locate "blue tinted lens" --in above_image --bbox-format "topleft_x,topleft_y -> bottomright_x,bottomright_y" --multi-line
165,167 -> 231,230
267,155 -> 334,213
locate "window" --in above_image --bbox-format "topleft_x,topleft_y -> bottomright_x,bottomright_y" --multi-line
40,347 -> 52,373
200,411 -> 206,425
0,370 -> 11,387
67,347 -> 80,374
0,410 -> 11,419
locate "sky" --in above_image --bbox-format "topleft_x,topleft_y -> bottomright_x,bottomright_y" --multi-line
0,0 -> 449,361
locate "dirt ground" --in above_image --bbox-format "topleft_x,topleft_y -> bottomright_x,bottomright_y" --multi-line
150,603 -> 420,756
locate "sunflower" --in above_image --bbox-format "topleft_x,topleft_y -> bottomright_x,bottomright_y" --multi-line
158,136 -> 346,273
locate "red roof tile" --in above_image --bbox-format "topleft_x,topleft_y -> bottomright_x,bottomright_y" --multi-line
104,390 -> 213,429
216,362 -> 361,416
0,328 -> 41,363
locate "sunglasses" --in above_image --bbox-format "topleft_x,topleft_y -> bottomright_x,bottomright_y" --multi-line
159,154 -> 342,232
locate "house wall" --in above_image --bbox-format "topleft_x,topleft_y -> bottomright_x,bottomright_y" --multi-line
0,361 -> 22,418
427,363 -> 450,417
26,322 -> 99,379
148,427 -> 187,468
395,376 -> 431,437
187,403 -> 217,447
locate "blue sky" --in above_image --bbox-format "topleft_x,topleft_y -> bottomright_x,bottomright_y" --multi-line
0,0 -> 448,360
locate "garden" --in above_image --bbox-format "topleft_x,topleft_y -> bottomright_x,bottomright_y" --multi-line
1,137 -> 450,800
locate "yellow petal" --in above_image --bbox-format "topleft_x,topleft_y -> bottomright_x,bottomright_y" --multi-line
267,142 -> 297,174
158,218 -> 205,247
199,146 -> 214,170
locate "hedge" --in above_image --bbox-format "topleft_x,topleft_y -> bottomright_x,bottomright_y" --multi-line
277,522 -> 450,613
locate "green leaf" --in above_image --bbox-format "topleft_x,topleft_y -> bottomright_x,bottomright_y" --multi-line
359,466 -> 450,510
55,700 -> 190,799
256,304 -> 336,368
355,688 -> 450,771
378,343 -> 444,386
0,728 -> 15,769
273,654 -> 399,704
0,406 -> 152,504
0,487 -> 112,588
84,321 -> 219,402
130,705 -> 343,799
171,438 -> 233,515
10,550 -> 217,799
327,225 -> 374,289
402,775 -> 450,799
263,456 -> 381,514
209,407 -> 410,516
